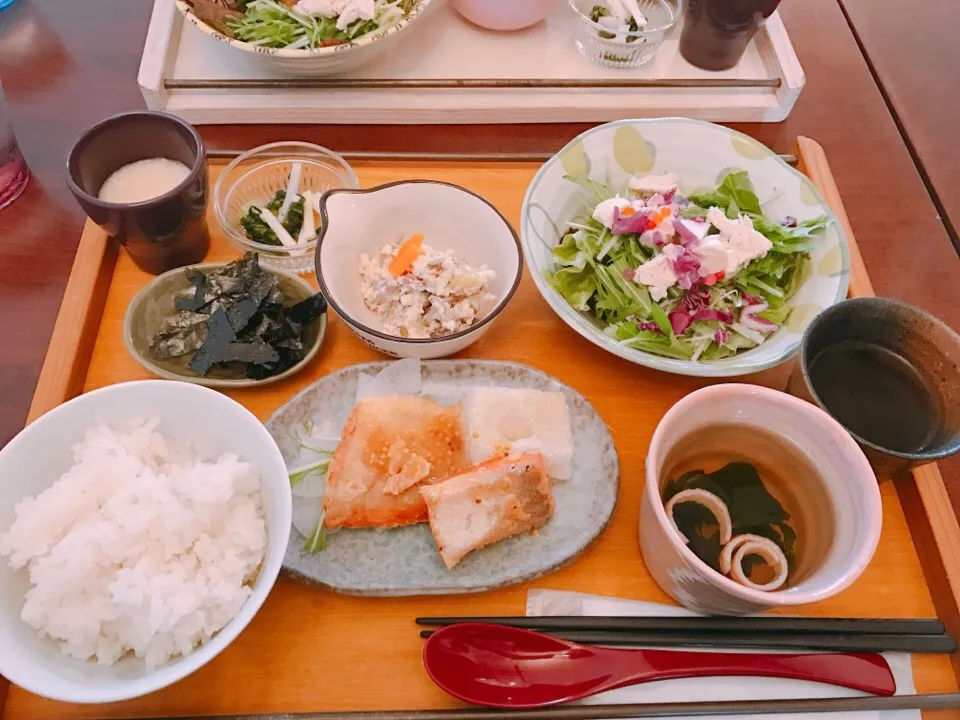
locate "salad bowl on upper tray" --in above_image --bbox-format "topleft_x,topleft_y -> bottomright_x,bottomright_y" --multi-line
176,0 -> 435,76
521,118 -> 850,377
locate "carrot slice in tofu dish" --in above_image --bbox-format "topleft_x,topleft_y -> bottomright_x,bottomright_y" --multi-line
388,232 -> 425,277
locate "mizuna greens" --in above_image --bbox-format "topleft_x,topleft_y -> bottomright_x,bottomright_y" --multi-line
548,170 -> 830,361
225,0 -> 414,50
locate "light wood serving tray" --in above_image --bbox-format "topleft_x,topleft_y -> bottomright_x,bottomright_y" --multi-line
138,0 -> 804,124
2,138 -> 960,720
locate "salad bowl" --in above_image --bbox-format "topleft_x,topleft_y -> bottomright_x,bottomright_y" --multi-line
521,118 -> 850,378
176,0 -> 436,77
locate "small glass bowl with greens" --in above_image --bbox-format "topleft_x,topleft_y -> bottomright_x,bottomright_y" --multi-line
569,0 -> 680,68
214,142 -> 358,275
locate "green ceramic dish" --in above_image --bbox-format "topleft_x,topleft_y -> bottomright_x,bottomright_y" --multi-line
124,262 -> 326,388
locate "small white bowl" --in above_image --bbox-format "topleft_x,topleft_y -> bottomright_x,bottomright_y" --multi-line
0,381 -> 291,703
640,384 -> 882,615
451,0 -> 559,31
315,180 -> 523,359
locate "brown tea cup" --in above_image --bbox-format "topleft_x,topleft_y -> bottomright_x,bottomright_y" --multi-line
787,297 -> 960,477
66,111 -> 210,275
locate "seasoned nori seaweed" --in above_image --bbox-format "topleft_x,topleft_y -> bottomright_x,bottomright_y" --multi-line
175,269 -> 210,312
149,252 -> 325,379
151,311 -> 209,359
288,293 -> 327,325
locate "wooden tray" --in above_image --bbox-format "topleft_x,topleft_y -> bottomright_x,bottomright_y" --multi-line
138,0 -> 804,124
3,138 -> 960,720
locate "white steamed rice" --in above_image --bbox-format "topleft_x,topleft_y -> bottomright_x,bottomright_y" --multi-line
0,419 -> 267,669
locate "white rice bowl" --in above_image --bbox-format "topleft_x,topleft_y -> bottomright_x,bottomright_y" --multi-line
1,420 -> 267,669
0,381 -> 291,704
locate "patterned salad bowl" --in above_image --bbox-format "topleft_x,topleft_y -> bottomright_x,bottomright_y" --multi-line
520,118 -> 850,378
175,0 -> 436,77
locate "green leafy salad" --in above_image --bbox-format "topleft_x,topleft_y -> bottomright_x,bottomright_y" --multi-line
217,0 -> 416,50
548,170 -> 830,361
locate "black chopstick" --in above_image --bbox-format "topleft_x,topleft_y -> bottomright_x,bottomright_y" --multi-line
144,693 -> 960,719
417,628 -> 957,654
415,615 -> 947,636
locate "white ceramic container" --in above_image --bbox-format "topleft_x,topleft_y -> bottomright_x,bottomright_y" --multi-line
0,381 -> 292,703
316,180 -> 523,359
640,383 -> 881,615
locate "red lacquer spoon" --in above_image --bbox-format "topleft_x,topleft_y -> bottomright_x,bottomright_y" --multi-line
423,623 -> 896,709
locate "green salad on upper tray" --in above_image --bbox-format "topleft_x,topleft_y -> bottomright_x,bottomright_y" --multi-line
548,170 -> 830,362
186,0 -> 417,50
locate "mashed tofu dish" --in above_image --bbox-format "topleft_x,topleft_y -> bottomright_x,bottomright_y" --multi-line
359,234 -> 498,339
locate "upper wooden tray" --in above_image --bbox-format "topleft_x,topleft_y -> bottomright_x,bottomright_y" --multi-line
3,139 -> 960,720
138,0 -> 804,124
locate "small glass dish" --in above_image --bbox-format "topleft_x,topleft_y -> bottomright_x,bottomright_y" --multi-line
569,0 -> 680,69
214,141 -> 358,275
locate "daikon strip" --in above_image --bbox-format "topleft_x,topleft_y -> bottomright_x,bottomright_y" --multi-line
257,207 -> 298,248
278,161 -> 302,222
298,190 -> 316,244
622,0 -> 648,27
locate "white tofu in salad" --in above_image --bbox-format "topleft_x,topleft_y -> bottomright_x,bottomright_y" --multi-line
550,168 -> 832,362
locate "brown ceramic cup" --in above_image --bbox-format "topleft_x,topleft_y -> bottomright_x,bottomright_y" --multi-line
66,111 -> 210,275
787,297 -> 960,477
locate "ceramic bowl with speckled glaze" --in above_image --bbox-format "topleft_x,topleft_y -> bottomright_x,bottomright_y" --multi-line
641,384 -> 881,615
521,118 -> 850,377
265,360 -> 620,595
788,297 -> 960,476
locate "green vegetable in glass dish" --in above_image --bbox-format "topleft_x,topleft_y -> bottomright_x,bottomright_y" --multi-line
238,161 -> 320,251
588,0 -> 647,43
240,190 -> 305,246
222,0 -> 413,50
548,169 -> 830,362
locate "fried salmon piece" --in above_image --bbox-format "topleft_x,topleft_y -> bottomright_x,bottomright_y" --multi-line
420,452 -> 554,569
323,396 -> 467,529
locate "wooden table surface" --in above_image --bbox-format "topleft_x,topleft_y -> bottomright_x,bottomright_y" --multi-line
0,2 -> 958,491
839,0 -> 960,249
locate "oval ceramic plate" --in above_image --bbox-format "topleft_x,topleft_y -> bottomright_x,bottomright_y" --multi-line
521,118 -> 851,377
124,262 -> 327,388
266,361 -> 620,595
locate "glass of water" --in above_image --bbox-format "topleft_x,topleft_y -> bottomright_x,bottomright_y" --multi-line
0,81 -> 29,210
